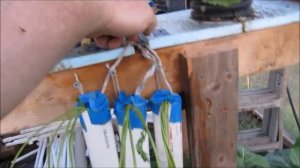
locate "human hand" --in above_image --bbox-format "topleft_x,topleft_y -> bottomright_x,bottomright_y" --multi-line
0,1 -> 156,117
84,1 -> 156,48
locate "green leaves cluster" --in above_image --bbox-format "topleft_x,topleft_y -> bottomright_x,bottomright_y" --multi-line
119,105 -> 137,168
202,0 -> 241,7
237,146 -> 269,168
119,105 -> 160,168
10,106 -> 86,168
237,137 -> 300,168
290,138 -> 300,167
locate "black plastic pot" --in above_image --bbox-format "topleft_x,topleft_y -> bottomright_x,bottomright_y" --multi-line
191,0 -> 253,20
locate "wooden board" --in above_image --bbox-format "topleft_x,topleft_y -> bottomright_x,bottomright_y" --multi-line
183,48 -> 238,167
1,23 -> 299,135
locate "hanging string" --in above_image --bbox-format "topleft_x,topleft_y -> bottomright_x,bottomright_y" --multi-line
133,43 -> 173,95
74,36 -> 171,96
135,59 -> 157,95
136,44 -> 161,89
74,43 -> 129,95
106,64 -> 121,96
145,45 -> 173,94
155,70 -> 161,89
101,44 -> 130,94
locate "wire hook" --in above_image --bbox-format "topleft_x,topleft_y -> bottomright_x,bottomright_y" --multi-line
73,73 -> 84,94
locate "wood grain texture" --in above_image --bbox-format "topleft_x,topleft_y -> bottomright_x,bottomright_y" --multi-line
1,23 -> 299,135
185,49 -> 238,167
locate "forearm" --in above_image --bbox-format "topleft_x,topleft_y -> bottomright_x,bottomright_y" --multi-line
1,1 -> 156,118
1,1 -> 93,117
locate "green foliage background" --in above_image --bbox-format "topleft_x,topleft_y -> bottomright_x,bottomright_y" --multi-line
237,137 -> 300,168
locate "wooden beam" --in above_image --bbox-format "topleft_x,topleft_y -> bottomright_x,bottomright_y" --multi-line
1,23 -> 299,135
183,48 -> 238,167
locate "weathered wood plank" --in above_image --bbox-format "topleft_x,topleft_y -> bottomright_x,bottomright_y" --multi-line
238,128 -> 265,140
246,142 -> 281,153
252,109 -> 295,147
182,110 -> 190,166
239,136 -> 272,148
239,91 -> 281,112
184,48 -> 238,167
239,69 -> 286,111
262,109 -> 271,134
1,23 -> 299,135
268,108 -> 280,143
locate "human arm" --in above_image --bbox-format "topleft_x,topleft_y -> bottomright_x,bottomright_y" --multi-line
0,1 -> 156,118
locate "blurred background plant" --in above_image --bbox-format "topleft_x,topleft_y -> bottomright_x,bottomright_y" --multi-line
237,137 -> 300,168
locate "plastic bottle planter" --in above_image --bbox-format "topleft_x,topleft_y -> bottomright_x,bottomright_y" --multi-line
78,91 -> 118,167
115,91 -> 151,168
149,89 -> 183,167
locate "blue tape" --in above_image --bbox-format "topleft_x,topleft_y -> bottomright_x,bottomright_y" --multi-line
149,89 -> 182,123
79,115 -> 87,132
77,91 -> 111,126
114,91 -> 147,130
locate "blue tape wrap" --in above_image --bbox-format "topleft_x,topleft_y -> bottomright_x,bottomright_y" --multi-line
149,89 -> 182,123
114,91 -> 147,130
79,115 -> 87,132
77,91 -> 111,126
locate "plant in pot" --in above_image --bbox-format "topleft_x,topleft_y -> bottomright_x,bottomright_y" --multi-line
190,0 -> 253,20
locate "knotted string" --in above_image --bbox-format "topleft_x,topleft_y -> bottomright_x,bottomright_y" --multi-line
145,45 -> 173,94
106,64 -> 121,96
74,36 -> 173,96
133,44 -> 173,95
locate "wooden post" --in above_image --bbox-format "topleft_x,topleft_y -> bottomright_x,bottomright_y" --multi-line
181,49 -> 239,167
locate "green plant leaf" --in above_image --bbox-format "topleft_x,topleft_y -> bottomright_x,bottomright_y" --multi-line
56,119 -> 73,166
290,137 -> 300,167
131,105 -> 160,168
237,146 -> 246,168
237,146 -> 269,168
237,137 -> 300,168
128,115 -> 137,168
10,106 -> 86,168
136,131 -> 149,162
160,101 -> 175,167
47,120 -> 66,167
202,0 -> 241,7
68,117 -> 77,167
119,106 -> 130,168
266,152 -> 290,168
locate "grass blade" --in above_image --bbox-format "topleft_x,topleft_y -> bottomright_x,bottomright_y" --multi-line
131,105 -> 160,168
119,106 -> 130,168
127,114 -> 137,168
10,106 -> 85,168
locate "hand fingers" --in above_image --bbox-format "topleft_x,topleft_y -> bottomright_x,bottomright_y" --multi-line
107,37 -> 122,48
95,34 -> 144,49
94,36 -> 108,48
127,35 -> 139,43
95,35 -> 124,49
143,19 -> 156,35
